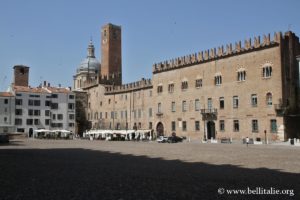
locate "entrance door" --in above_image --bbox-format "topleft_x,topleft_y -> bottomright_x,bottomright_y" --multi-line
156,122 -> 164,136
207,121 -> 215,139
29,128 -> 33,137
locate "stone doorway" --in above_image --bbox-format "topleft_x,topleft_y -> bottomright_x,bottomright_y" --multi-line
207,121 -> 215,139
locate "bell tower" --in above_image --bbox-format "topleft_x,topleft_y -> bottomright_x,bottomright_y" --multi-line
13,65 -> 29,87
101,23 -> 122,85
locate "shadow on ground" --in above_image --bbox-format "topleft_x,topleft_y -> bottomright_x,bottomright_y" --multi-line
0,148 -> 298,200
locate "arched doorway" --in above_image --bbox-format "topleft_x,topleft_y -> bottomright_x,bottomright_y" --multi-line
29,128 -> 33,138
156,122 -> 164,136
207,121 -> 215,139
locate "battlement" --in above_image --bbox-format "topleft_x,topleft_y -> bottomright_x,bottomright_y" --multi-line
104,78 -> 152,94
98,72 -> 122,85
153,32 -> 283,74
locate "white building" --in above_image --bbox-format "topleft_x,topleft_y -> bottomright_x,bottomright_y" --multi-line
0,92 -> 15,133
1,65 -> 76,136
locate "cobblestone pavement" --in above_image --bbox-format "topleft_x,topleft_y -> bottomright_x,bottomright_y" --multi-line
0,139 -> 299,200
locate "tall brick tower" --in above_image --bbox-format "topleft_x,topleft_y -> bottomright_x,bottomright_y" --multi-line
13,65 -> 29,87
101,23 -> 122,85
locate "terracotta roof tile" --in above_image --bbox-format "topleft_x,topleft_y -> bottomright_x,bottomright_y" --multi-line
0,92 -> 14,97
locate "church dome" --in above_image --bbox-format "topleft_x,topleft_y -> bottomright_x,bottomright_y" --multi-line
77,40 -> 100,74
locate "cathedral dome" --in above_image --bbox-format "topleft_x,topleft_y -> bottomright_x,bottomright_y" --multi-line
77,40 -> 100,74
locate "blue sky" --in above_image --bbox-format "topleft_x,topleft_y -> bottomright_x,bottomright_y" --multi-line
0,0 -> 299,90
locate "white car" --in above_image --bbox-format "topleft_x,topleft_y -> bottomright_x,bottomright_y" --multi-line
156,136 -> 168,143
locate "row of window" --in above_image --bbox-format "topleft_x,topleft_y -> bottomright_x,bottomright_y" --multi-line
169,119 -> 277,133
90,108 -> 153,121
157,66 -> 273,93
158,93 -> 273,113
15,118 -> 75,126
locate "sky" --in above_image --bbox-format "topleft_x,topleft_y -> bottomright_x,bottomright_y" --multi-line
0,0 -> 299,90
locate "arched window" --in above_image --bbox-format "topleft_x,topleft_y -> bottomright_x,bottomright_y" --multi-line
266,92 -> 272,106
263,66 -> 272,78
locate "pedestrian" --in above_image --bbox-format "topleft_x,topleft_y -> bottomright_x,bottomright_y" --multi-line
246,136 -> 249,147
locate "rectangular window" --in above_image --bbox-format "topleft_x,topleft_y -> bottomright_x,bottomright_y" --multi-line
34,110 -> 40,116
45,119 -> 50,125
182,121 -> 187,131
15,118 -> 22,125
195,121 -> 200,131
195,79 -> 202,88
26,119 -> 33,125
68,103 -> 75,110
149,108 -> 152,117
182,101 -> 187,112
57,114 -> 63,120
158,103 -> 162,113
28,99 -> 34,106
219,97 -> 224,109
168,83 -> 174,93
220,120 -> 225,131
45,110 -> 50,116
195,99 -> 200,111
51,103 -> 58,109
270,119 -> 277,133
100,112 -> 102,119
149,122 -> 153,129
4,99 -> 8,104
252,120 -> 258,132
15,109 -> 22,115
251,94 -> 257,107
171,102 -> 176,112
52,114 -> 56,120
171,121 -> 176,131
69,95 -> 75,99
45,100 -> 51,107
52,94 -> 58,98
233,120 -> 239,132
16,99 -> 22,105
69,114 -> 75,120
34,100 -> 40,106
34,119 -> 39,125
69,123 -> 75,127
111,111 -> 114,119
233,96 -> 239,108
28,109 -> 33,116
208,98 -> 212,110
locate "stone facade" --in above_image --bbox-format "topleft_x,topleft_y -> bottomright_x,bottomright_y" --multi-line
75,24 -> 300,141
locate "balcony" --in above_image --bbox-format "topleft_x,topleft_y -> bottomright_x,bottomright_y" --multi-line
156,112 -> 163,117
201,108 -> 217,120
274,103 -> 287,116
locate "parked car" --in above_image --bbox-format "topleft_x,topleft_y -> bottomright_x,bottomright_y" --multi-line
156,136 -> 168,143
0,133 -> 9,143
167,136 -> 183,143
